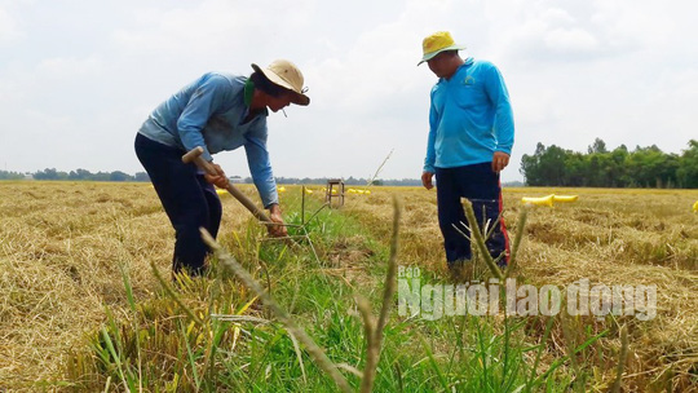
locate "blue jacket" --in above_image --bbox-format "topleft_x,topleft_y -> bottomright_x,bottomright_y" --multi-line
139,72 -> 278,208
424,58 -> 515,173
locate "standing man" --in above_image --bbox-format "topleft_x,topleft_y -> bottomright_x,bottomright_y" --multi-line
419,31 -> 514,271
135,60 -> 309,276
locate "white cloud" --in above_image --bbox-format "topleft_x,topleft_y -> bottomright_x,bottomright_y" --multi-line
0,6 -> 23,44
544,27 -> 598,53
111,0 -> 315,60
22,108 -> 73,130
0,77 -> 19,103
591,0 -> 677,47
540,8 -> 576,26
1,0 -> 697,182
35,56 -> 104,78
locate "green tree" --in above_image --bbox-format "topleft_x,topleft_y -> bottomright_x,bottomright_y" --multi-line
521,143 -> 569,186
68,168 -> 93,180
0,170 -> 25,180
626,145 -> 677,188
587,137 -> 608,154
34,168 -> 68,180
562,152 -> 586,186
134,172 -> 150,182
109,171 -> 132,182
520,139 -> 690,188
677,140 -> 698,188
609,145 -> 629,187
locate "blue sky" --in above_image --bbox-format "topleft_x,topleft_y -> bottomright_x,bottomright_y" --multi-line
1,0 -> 697,182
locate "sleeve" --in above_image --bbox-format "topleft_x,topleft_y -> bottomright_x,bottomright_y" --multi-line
244,126 -> 279,208
423,90 -> 438,173
176,75 -> 230,162
484,64 -> 515,155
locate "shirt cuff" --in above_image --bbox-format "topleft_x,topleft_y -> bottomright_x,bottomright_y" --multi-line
201,147 -> 213,162
261,191 -> 279,209
494,146 -> 512,155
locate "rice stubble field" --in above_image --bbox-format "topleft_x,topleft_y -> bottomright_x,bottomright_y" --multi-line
0,181 -> 696,391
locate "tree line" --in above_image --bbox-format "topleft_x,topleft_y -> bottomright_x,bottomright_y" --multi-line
7,139 -> 697,189
521,138 -> 698,188
271,176 -> 421,186
0,170 -> 26,180
8,168 -> 153,182
0,169 -> 423,186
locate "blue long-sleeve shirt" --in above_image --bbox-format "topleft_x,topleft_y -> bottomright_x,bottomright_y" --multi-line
423,58 -> 515,173
138,72 -> 278,208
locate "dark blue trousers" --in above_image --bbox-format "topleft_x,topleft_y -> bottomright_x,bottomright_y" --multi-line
135,133 -> 222,275
435,163 -> 510,267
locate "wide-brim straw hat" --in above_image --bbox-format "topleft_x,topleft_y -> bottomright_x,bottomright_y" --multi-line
251,59 -> 310,106
418,31 -> 467,66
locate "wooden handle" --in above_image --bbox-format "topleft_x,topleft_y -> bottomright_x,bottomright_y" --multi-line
181,147 -> 271,223
223,183 -> 271,223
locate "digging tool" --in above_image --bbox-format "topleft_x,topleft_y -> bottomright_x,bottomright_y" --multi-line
181,146 -> 272,223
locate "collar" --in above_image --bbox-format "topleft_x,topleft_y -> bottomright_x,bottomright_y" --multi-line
439,57 -> 475,84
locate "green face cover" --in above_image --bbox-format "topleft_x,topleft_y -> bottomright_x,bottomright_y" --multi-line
244,78 -> 255,107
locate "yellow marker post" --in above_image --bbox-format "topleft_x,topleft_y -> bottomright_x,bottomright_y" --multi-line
553,195 -> 579,203
522,194 -> 579,207
521,194 -> 554,207
346,188 -> 370,195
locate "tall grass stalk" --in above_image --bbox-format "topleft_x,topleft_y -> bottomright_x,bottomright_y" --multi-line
200,228 -> 354,393
458,199 -> 528,281
201,196 -> 402,393
366,149 -> 394,188
461,199 -> 504,280
611,325 -> 629,393
460,199 -> 614,392
359,197 -> 400,393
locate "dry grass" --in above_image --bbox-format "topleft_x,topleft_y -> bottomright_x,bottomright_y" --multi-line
0,181 -> 251,388
347,185 -> 698,391
0,181 -> 696,390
